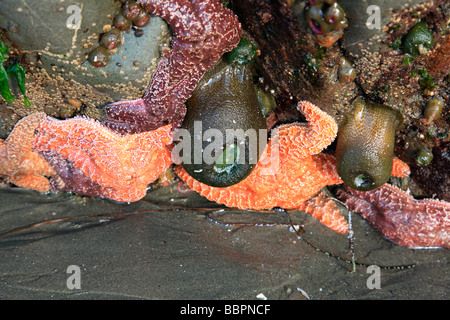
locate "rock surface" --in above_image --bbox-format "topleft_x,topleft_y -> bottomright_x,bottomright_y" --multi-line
0,0 -> 168,99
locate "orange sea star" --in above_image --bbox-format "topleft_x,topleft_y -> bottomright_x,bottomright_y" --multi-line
177,101 -> 410,234
33,116 -> 173,202
0,113 -> 56,193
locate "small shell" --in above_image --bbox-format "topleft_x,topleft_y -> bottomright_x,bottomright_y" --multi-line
59,105 -> 77,119
338,56 -> 356,83
113,13 -> 132,30
255,86 -> 276,117
122,1 -> 141,21
88,46 -> 110,67
133,8 -> 150,27
415,148 -> 433,167
99,28 -> 122,50
424,98 -> 444,123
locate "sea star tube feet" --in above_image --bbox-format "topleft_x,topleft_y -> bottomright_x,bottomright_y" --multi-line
103,0 -> 242,134
0,113 -> 56,193
337,184 -> 450,249
33,116 -> 173,202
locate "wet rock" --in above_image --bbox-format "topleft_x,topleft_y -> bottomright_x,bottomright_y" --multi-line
0,185 -> 447,300
0,0 -> 168,101
339,0 -> 424,95
0,105 -> 19,138
341,0 -> 403,55
339,1 -> 447,99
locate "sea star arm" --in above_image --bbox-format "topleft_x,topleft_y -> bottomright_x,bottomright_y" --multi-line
103,58 -> 176,133
299,190 -> 348,234
41,150 -> 114,199
139,0 -> 241,84
33,117 -> 173,202
277,101 -> 338,158
5,112 -> 45,162
103,0 -> 241,133
337,184 -> 450,248
0,113 -> 56,192
391,157 -> 410,177
7,174 -> 52,193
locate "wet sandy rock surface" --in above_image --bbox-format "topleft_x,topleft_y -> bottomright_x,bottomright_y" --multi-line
0,0 -> 169,137
0,0 -> 167,88
0,185 -> 448,299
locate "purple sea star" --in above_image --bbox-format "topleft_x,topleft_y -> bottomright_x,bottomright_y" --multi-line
337,184 -> 450,249
102,0 -> 242,133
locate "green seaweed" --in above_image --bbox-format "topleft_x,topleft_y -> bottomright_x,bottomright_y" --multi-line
0,40 -> 15,103
0,40 -> 30,106
0,40 -> 9,61
416,68 -> 437,94
0,65 -> 15,103
401,57 -> 412,65
6,63 -> 31,107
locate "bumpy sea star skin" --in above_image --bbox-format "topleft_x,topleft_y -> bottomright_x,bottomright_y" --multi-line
33,116 -> 173,202
177,101 -> 411,234
40,150 -> 115,199
102,0 -> 242,134
337,184 -> 450,249
392,157 -> 411,177
0,113 -> 56,193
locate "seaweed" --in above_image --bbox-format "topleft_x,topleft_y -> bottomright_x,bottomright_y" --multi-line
0,40 -> 30,107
